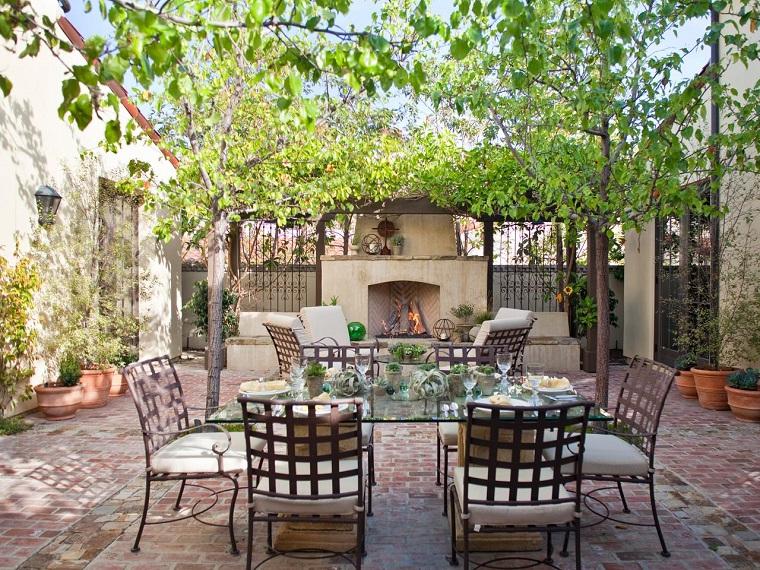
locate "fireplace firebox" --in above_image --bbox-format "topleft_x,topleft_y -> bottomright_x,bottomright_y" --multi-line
368,281 -> 440,338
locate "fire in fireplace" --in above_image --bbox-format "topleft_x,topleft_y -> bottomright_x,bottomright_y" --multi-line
368,281 -> 440,338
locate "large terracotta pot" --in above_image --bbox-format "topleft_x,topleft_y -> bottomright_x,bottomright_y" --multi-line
725,386 -> 760,422
675,369 -> 698,399
80,368 -> 115,408
692,367 -> 733,410
35,384 -> 83,421
109,370 -> 129,397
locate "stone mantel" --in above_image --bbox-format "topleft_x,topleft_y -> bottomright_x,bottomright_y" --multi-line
320,255 -> 488,328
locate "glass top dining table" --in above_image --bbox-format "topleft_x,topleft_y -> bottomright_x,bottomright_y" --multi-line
208,382 -> 611,424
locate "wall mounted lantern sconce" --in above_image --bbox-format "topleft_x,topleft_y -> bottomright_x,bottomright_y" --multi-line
34,185 -> 62,226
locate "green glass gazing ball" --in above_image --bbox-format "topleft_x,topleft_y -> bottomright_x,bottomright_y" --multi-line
347,321 -> 367,341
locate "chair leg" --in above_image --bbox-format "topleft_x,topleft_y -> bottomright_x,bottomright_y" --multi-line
546,529 -> 553,564
227,475 -> 240,555
463,516 -> 470,569
442,446 -> 450,516
367,471 -> 374,517
174,479 -> 186,511
267,520 -> 274,552
447,485 -> 459,566
356,512 -> 365,570
649,477 -> 670,557
574,520 -> 581,570
368,442 -> 377,486
617,480 -> 630,513
436,431 -> 442,486
132,474 -> 151,553
245,512 -> 254,570
560,526 -> 570,557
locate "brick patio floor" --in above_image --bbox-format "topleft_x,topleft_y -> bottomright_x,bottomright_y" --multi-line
2,356 -> 760,569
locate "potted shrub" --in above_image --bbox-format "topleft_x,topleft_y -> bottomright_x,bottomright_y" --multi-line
447,363 -> 469,398
674,353 -> 698,399
474,365 -> 498,396
389,342 -> 427,363
110,346 -> 138,397
384,362 -> 403,393
450,303 -> 475,341
185,279 -> 238,369
34,353 -> 83,421
305,362 -> 327,398
391,234 -> 405,255
725,369 -> 760,422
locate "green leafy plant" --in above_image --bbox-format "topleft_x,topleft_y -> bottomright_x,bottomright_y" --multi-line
0,417 -> 32,436
389,343 -> 427,361
185,279 -> 239,341
322,295 -> 340,306
385,362 -> 402,373
417,362 -> 436,371
57,352 -> 82,388
450,303 -> 475,321
391,235 -> 404,247
727,368 -> 759,391
0,249 -> 40,417
476,365 -> 495,374
674,353 -> 697,372
306,362 -> 326,378
474,310 -> 494,325
113,346 -> 139,370
450,363 -> 469,375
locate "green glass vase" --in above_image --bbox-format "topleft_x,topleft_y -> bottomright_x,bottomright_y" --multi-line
347,321 -> 367,341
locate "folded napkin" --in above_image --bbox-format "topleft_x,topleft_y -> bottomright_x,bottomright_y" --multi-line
539,376 -> 571,389
488,394 -> 512,406
239,379 -> 288,393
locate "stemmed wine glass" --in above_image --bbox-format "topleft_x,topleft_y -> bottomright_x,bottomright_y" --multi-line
496,353 -> 512,395
526,364 -> 544,405
290,356 -> 307,399
462,369 -> 476,401
355,354 -> 370,388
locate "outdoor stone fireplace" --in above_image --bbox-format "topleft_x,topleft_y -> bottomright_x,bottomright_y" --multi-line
320,255 -> 488,337
368,280 -> 440,337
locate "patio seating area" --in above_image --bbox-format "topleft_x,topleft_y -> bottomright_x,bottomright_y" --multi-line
2,356 -> 760,569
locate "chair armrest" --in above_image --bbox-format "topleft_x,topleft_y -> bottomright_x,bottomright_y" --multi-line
313,336 -> 340,346
143,422 -> 233,457
430,342 -> 474,349
592,426 -> 657,440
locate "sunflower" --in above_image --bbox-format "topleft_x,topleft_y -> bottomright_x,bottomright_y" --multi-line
563,285 -> 574,296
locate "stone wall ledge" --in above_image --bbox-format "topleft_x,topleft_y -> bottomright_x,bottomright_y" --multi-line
321,255 -> 488,261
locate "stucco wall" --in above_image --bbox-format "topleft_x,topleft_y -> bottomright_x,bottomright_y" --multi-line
0,3 -> 181,414
354,214 -> 457,255
623,225 -> 656,360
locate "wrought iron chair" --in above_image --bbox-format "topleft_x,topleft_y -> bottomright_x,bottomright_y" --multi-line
239,396 -> 367,570
433,315 -> 535,513
448,400 -> 593,570
544,356 -> 677,558
264,316 -> 377,515
124,356 -> 261,554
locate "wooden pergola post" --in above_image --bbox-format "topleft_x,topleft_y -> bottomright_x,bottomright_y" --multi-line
483,218 -> 494,310
315,217 -> 328,305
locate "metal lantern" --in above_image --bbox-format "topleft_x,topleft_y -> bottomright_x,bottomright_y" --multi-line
34,185 -> 62,225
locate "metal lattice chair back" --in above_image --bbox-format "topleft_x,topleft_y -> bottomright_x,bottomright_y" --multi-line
433,326 -> 532,370
239,397 -> 364,504
303,345 -> 376,377
124,356 -> 189,460
463,401 -> 592,511
263,323 -> 301,374
481,326 -> 532,370
613,356 -> 676,456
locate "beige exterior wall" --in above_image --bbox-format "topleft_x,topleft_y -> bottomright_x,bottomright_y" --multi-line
354,214 -> 457,255
623,224 -> 656,360
0,2 -> 181,414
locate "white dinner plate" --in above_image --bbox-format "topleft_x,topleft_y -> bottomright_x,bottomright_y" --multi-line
474,397 -> 531,408
537,386 -> 573,394
239,387 -> 291,397
293,403 -> 349,416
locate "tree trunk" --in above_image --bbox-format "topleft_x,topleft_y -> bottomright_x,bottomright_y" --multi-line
584,225 -> 597,373
206,204 -> 229,416
594,228 -> 610,408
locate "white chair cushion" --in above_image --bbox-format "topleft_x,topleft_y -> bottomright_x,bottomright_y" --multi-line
495,308 -> 536,323
265,313 -> 311,346
300,306 -> 352,346
472,317 -> 534,346
253,459 -> 362,516
542,432 -> 649,477
438,422 -> 459,446
151,431 -> 261,474
454,466 -> 575,526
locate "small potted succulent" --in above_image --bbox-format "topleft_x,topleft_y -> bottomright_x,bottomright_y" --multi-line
725,368 -> 760,422
391,234 -> 405,255
673,353 -> 698,399
306,362 -> 327,398
447,363 -> 469,398
34,352 -> 83,421
474,364 -> 498,396
389,342 -> 427,363
384,362 -> 403,392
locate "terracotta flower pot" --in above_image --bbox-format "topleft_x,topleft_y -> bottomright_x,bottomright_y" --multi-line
35,384 -> 83,421
692,367 -> 733,410
675,369 -> 698,399
80,368 -> 115,408
725,386 -> 760,422
109,370 -> 129,397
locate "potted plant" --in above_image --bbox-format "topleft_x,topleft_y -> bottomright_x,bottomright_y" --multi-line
673,353 -> 698,399
305,362 -> 327,398
468,309 -> 494,342
447,363 -> 469,398
391,234 -> 405,255
725,369 -> 760,422
389,342 -> 427,363
110,346 -> 139,397
185,279 -> 238,370
349,233 -> 361,253
474,365 -> 498,396
34,352 -> 83,421
76,327 -> 121,409
450,303 -> 475,341
384,362 -> 403,393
